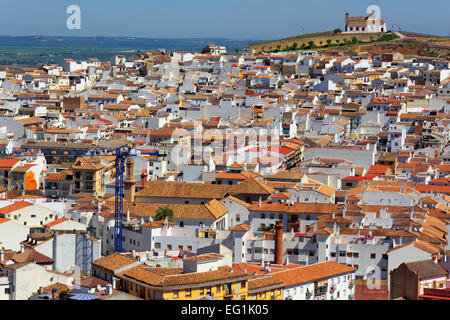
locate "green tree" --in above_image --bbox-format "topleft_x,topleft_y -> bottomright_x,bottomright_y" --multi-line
258,224 -> 274,232
333,28 -> 342,34
59,291 -> 69,300
308,40 -> 315,48
343,38 -> 348,43
326,39 -> 332,45
277,44 -> 281,50
336,39 -> 340,44
319,41 -> 323,46
235,48 -> 239,53
351,36 -> 358,44
300,43 -> 306,49
155,205 -> 174,222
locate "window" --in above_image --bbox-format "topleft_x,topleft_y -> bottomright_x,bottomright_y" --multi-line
270,214 -> 274,219
306,215 -> 310,221
173,290 -> 178,298
353,252 -> 359,258
279,214 -> 283,219
186,289 -> 191,297
331,252 -> 336,257
155,242 -> 161,249
261,213 -> 266,219
200,288 -> 204,295
216,285 -> 221,293
180,221 -> 184,227
370,253 -> 376,259
206,287 -> 211,295
167,245 -> 172,250
178,245 -> 183,250
241,281 -> 246,288
236,214 -> 240,222
187,246 -> 192,251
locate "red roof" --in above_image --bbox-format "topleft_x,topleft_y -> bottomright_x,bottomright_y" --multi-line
0,159 -> 20,170
436,165 -> 450,172
0,201 -> 33,215
342,176 -> 373,181
367,165 -> 391,175
44,218 -> 68,227
0,217 -> 10,224
415,184 -> 450,195
46,173 -> 66,181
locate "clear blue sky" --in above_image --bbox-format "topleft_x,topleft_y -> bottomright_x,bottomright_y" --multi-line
1,0 -> 449,40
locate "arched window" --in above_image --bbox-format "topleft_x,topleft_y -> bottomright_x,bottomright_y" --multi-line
306,215 -> 311,221
261,213 -> 266,219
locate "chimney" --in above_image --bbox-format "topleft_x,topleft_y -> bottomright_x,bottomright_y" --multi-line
51,288 -> 57,300
264,262 -> 271,274
274,220 -> 284,265
140,169 -> 148,188
20,244 -> 24,253
126,208 -> 130,221
105,284 -> 113,295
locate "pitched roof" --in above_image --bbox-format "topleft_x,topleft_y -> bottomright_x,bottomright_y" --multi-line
135,181 -> 232,199
103,199 -> 228,221
0,159 -> 20,170
117,265 -> 248,289
405,260 -> 447,280
0,201 -> 33,216
233,261 -> 356,286
44,218 -> 68,228
91,253 -> 137,272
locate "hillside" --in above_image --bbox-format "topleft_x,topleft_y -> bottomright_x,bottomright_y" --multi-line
248,31 -> 397,53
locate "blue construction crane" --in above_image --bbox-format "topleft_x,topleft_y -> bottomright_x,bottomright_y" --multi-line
0,140 -> 136,253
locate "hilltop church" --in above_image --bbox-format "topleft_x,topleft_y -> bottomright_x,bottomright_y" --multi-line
344,12 -> 387,33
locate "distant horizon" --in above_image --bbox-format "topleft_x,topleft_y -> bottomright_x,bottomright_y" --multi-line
0,34 -> 266,41
0,28 -> 447,45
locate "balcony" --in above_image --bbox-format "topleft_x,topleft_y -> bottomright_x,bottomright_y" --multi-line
224,288 -> 235,296
314,286 -> 327,295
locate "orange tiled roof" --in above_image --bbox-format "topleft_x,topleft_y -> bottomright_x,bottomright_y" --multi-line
0,201 -> 33,215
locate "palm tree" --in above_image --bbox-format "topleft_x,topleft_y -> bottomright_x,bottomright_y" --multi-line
155,205 -> 174,222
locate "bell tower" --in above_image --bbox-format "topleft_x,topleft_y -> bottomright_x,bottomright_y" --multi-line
124,157 -> 136,203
